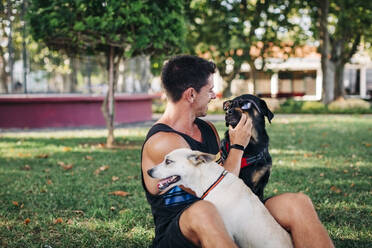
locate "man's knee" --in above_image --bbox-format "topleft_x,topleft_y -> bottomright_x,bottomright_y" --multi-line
265,192 -> 315,229
288,192 -> 315,214
179,200 -> 226,246
181,200 -> 221,231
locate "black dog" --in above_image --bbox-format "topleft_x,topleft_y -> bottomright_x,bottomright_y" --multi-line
221,94 -> 274,201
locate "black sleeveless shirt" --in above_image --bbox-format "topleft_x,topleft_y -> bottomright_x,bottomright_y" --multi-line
141,118 -> 220,246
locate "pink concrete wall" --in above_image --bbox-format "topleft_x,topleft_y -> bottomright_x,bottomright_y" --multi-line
0,94 -> 158,128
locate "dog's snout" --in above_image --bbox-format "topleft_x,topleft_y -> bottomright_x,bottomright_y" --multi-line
227,109 -> 234,114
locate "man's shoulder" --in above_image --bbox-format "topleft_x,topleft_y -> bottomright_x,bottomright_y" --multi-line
143,131 -> 189,158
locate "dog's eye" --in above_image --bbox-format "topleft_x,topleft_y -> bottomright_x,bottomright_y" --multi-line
223,101 -> 232,111
165,159 -> 173,165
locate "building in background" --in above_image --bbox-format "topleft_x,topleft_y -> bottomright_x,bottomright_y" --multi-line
230,46 -> 372,100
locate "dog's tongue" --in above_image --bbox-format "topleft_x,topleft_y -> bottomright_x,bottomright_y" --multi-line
158,175 -> 180,191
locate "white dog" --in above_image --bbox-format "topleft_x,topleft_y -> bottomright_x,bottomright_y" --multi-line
148,148 -> 293,248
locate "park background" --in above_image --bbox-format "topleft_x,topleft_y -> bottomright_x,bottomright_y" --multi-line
1,0 -> 372,247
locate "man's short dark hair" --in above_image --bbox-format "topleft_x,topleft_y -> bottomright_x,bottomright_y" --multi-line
161,55 -> 216,102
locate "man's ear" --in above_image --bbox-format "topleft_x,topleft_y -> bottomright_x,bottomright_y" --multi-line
187,151 -> 216,165
184,87 -> 196,103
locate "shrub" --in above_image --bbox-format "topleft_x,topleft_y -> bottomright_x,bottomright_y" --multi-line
328,98 -> 371,113
301,101 -> 327,113
277,99 -> 304,113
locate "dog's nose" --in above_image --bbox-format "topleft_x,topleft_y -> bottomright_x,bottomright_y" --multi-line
147,168 -> 154,177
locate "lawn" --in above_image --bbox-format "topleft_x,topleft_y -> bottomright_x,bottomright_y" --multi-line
0,115 -> 371,247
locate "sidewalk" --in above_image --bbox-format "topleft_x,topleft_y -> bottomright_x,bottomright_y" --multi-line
2,114 -> 371,133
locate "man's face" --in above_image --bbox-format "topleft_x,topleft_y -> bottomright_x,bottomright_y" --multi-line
194,75 -> 216,117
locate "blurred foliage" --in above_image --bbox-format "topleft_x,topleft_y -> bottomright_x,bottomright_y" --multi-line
184,0 -> 306,96
304,0 -> 372,101
26,0 -> 186,59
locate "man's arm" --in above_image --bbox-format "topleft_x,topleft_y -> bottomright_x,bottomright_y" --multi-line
141,132 -> 189,195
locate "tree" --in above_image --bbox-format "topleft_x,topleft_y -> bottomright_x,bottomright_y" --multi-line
186,0 -> 302,96
307,0 -> 372,103
27,0 -> 186,147
1,0 -> 30,94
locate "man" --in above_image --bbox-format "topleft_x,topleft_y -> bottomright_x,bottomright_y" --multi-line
141,55 -> 334,248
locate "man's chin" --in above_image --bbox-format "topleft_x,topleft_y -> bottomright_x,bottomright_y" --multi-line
197,112 -> 208,118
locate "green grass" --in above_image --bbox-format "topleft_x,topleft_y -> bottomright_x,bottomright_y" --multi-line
1,115 -> 371,247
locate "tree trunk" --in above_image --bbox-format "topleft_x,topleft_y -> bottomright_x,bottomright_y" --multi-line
85,56 -> 93,94
0,46 -> 9,93
7,0 -> 14,92
248,61 -> 257,95
101,46 -> 117,148
322,60 -> 335,104
334,62 -> 345,99
69,56 -> 78,93
319,0 -> 334,104
22,0 -> 28,93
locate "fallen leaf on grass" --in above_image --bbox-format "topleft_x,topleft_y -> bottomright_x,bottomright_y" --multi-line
18,152 -> 32,157
94,165 -> 109,175
96,143 -> 105,148
108,191 -> 130,197
363,142 -> 371,147
66,219 -> 73,225
11,201 -> 24,208
62,146 -> 72,152
84,155 -> 93,160
112,176 -> 119,182
47,180 -> 53,185
36,154 -> 49,159
303,153 -> 312,158
54,218 -> 63,224
24,218 -> 31,225
58,161 -> 73,170
319,173 -> 324,177
330,186 -> 342,193
21,165 -> 31,171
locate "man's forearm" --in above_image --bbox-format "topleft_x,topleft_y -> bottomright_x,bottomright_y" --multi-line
223,149 -> 244,176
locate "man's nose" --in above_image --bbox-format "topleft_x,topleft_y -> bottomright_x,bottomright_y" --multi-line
211,92 -> 216,99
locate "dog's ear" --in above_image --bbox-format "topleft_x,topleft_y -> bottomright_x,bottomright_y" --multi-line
260,99 -> 274,123
188,152 -> 216,166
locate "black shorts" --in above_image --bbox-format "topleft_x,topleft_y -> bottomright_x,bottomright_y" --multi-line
153,197 -> 273,248
154,208 -> 199,248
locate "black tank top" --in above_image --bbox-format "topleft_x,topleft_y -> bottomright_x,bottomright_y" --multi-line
141,118 -> 219,246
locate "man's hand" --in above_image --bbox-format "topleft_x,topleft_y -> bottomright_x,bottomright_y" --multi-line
228,113 -> 252,148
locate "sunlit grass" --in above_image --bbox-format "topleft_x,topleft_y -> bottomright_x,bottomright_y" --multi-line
0,115 -> 371,247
